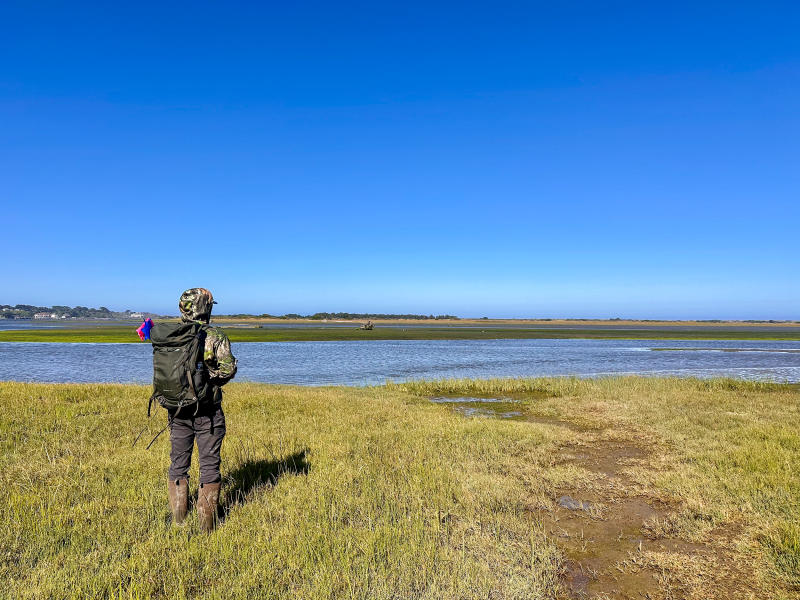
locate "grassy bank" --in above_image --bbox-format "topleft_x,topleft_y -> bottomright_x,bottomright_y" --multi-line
1,378 -> 798,598
3,325 -> 800,343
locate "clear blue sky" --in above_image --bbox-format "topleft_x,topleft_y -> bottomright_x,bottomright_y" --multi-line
2,2 -> 798,319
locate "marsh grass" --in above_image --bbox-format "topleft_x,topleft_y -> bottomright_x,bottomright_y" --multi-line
393,376 -> 800,595
2,377 -> 799,598
1,382 -> 565,599
3,326 -> 800,343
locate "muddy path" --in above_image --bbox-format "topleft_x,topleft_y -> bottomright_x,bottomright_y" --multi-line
531,419 -> 763,599
431,395 -> 770,599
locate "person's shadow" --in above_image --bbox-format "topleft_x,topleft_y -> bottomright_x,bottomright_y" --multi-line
221,448 -> 309,516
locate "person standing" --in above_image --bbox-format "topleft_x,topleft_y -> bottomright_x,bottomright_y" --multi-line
155,288 -> 237,532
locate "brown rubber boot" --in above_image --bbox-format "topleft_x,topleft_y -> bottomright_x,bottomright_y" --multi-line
197,482 -> 221,533
168,479 -> 189,525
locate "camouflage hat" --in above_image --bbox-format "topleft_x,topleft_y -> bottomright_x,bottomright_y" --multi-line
179,288 -> 217,323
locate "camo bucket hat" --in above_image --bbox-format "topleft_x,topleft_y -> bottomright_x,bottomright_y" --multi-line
179,288 -> 217,323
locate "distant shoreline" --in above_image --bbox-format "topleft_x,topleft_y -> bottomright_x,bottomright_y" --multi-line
4,314 -> 798,328
2,322 -> 800,343
209,317 -> 800,328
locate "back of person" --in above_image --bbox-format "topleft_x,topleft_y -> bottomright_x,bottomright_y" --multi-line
150,320 -> 209,413
161,288 -> 237,532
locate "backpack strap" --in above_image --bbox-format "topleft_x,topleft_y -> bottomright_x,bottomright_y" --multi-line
184,325 -> 206,402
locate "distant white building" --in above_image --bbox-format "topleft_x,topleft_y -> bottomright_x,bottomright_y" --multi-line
130,312 -> 144,319
34,313 -> 57,320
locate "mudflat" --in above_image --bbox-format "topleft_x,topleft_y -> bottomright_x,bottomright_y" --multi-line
2,377 -> 798,598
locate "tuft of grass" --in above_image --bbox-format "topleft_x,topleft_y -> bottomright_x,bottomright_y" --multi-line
386,376 -> 570,396
761,523 -> 800,590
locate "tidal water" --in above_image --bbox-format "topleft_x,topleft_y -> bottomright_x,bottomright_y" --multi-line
1,339 -> 799,385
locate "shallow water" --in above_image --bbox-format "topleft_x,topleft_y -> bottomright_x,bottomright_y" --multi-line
1,338 -> 799,385
431,395 -> 526,419
0,340 -> 800,385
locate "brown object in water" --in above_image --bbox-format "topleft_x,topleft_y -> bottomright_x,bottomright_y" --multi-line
168,478 -> 189,525
198,482 -> 221,533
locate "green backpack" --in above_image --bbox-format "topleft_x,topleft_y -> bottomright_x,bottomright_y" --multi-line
149,322 -> 209,415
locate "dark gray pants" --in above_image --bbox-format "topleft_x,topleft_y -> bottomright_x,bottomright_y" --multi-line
168,403 -> 226,485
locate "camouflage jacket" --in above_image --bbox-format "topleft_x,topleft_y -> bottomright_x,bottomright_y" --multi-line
202,325 -> 237,384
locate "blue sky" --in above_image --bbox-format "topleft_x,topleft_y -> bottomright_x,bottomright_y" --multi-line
2,2 -> 798,318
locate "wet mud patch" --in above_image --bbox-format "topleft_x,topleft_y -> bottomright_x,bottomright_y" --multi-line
532,426 -> 764,599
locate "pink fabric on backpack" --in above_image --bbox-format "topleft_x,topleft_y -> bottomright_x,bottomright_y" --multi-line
136,318 -> 154,341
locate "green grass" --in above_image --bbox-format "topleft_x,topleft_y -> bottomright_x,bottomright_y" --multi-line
1,378 -> 799,598
3,325 -> 800,343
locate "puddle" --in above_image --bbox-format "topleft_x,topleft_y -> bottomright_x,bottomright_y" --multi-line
430,394 -> 528,419
558,495 -> 592,511
454,405 -> 523,418
429,393 -> 595,427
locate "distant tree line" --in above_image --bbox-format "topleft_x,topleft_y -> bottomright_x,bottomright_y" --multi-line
2,304 -> 115,319
306,313 -> 459,321
214,313 -> 460,320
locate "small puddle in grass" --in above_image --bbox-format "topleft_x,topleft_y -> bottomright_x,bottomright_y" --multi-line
430,394 -> 526,419
430,391 -> 554,420
430,394 -> 590,432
